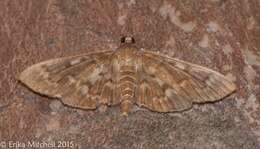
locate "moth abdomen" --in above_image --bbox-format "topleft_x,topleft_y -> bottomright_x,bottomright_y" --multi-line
118,68 -> 137,114
119,76 -> 136,98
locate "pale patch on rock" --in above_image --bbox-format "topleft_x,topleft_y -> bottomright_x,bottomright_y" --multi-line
49,100 -> 63,113
149,4 -> 157,13
170,10 -> 196,32
76,109 -> 88,116
207,21 -> 221,33
126,0 -> 136,6
223,44 -> 234,56
117,2 -> 124,9
159,2 -> 196,32
68,125 -> 81,134
165,36 -> 176,48
247,16 -> 256,30
98,104 -> 108,113
35,128 -> 43,138
257,134 -> 260,143
242,65 -> 260,129
19,118 -> 26,129
117,14 -> 127,26
242,64 -> 260,127
244,94 -> 260,123
198,34 -> 209,48
159,2 -> 170,19
244,65 -> 257,84
244,49 -> 260,67
165,36 -> 176,57
46,117 -> 60,131
3,22 -> 11,38
234,116 -> 241,123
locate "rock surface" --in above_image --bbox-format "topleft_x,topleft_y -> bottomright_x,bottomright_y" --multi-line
0,0 -> 259,148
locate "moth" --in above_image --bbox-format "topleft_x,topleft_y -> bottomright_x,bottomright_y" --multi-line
19,37 -> 236,115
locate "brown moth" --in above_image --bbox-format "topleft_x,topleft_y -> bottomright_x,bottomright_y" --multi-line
19,37 -> 236,115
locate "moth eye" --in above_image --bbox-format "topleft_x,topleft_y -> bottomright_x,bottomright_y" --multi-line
121,36 -> 135,44
121,37 -> 126,43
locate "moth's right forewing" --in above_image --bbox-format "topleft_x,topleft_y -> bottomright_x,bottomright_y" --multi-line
19,51 -> 116,109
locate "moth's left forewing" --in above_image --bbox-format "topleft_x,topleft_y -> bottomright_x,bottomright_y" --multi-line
136,50 -> 236,112
143,51 -> 236,102
19,58 -> 69,96
156,53 -> 236,97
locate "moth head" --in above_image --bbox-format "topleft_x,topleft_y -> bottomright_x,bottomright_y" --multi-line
121,36 -> 135,44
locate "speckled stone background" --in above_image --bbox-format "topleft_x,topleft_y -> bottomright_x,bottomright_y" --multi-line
0,0 -> 260,148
